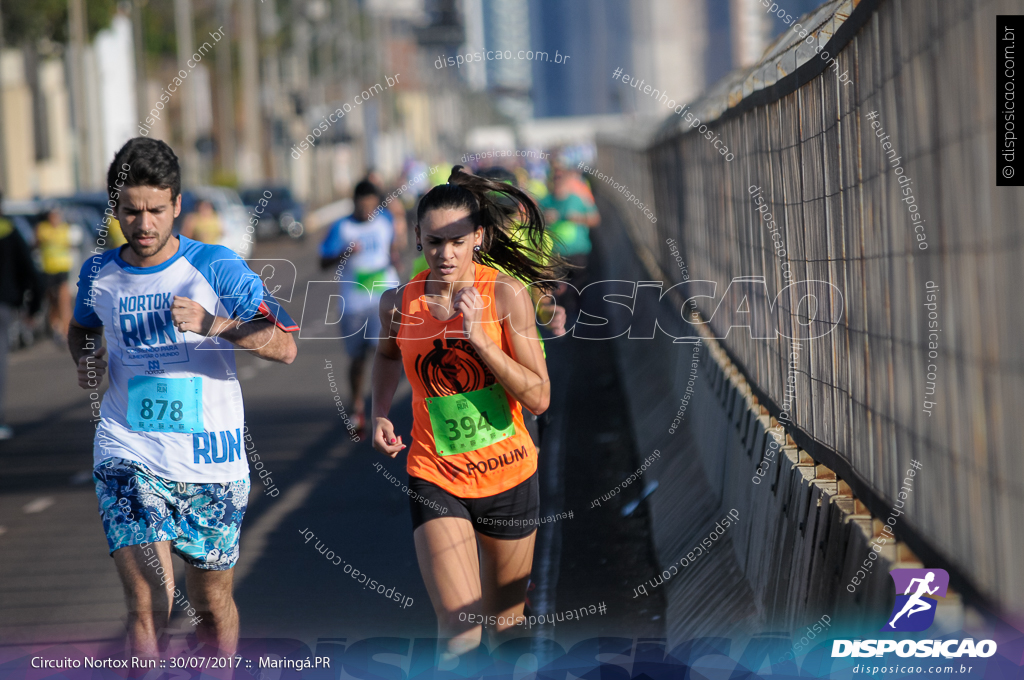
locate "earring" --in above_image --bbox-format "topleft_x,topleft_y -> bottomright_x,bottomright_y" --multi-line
473,245 -> 481,252
416,244 -> 422,251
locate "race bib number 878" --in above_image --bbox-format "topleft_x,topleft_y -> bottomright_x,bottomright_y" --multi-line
126,376 -> 203,433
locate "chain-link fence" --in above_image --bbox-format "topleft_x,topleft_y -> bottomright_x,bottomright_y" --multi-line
598,0 -> 1023,614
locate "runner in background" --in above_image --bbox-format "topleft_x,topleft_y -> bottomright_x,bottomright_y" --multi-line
371,166 -> 567,660
181,200 -> 223,245
0,193 -> 44,440
35,206 -> 75,342
363,168 -> 409,258
107,215 -> 129,248
319,180 -> 400,436
540,160 -> 599,322
519,161 -> 550,202
68,137 -> 298,660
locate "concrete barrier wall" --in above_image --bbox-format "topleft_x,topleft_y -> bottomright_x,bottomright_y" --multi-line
593,0 -> 1013,624
594,195 -> 967,646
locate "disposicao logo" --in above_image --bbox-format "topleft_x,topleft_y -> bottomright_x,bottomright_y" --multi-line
831,568 -> 998,659
883,568 -> 948,632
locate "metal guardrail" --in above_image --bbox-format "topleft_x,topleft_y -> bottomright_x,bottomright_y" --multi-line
597,0 -> 1020,616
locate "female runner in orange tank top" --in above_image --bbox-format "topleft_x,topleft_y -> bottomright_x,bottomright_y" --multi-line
371,166 -> 566,659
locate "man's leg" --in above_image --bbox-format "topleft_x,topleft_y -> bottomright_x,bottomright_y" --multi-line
184,566 -> 239,655
95,458 -> 180,657
112,541 -> 175,658
173,477 -> 250,657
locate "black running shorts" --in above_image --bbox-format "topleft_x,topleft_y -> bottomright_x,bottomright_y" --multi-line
408,471 -> 539,540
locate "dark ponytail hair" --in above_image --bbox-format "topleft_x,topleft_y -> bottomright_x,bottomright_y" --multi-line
416,165 -> 568,290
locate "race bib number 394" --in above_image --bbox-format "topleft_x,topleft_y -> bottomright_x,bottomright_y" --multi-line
425,384 -> 516,456
126,376 -> 203,433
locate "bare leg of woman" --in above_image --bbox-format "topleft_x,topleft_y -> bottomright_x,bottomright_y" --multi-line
478,530 -> 536,645
414,517 -> 483,659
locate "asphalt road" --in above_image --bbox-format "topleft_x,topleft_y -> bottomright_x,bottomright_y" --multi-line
0,232 -> 664,661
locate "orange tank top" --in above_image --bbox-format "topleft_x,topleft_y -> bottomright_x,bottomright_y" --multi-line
397,262 -> 537,498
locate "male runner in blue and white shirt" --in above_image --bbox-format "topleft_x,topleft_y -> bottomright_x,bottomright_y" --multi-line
319,180 -> 400,435
68,138 -> 297,658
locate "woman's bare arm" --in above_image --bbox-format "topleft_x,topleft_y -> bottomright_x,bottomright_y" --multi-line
371,288 -> 407,457
459,275 -> 550,414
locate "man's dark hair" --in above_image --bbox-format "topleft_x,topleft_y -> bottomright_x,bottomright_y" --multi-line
353,180 -> 381,200
107,138 -> 181,207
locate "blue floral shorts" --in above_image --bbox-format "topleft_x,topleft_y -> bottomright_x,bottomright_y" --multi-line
93,457 -> 250,570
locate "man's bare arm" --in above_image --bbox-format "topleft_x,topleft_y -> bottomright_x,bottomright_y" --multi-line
69,319 -> 108,389
171,295 -> 296,364
69,320 -> 102,365
212,316 -> 297,364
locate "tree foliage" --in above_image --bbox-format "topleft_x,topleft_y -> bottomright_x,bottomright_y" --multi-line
1,0 -> 118,46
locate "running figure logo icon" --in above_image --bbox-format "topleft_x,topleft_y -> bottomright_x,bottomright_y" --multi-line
882,568 -> 949,632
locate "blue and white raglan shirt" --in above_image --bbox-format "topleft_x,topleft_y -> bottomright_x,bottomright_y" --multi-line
73,236 -> 298,483
319,211 -> 399,314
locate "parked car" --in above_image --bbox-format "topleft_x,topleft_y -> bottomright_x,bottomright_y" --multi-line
240,186 -> 305,240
